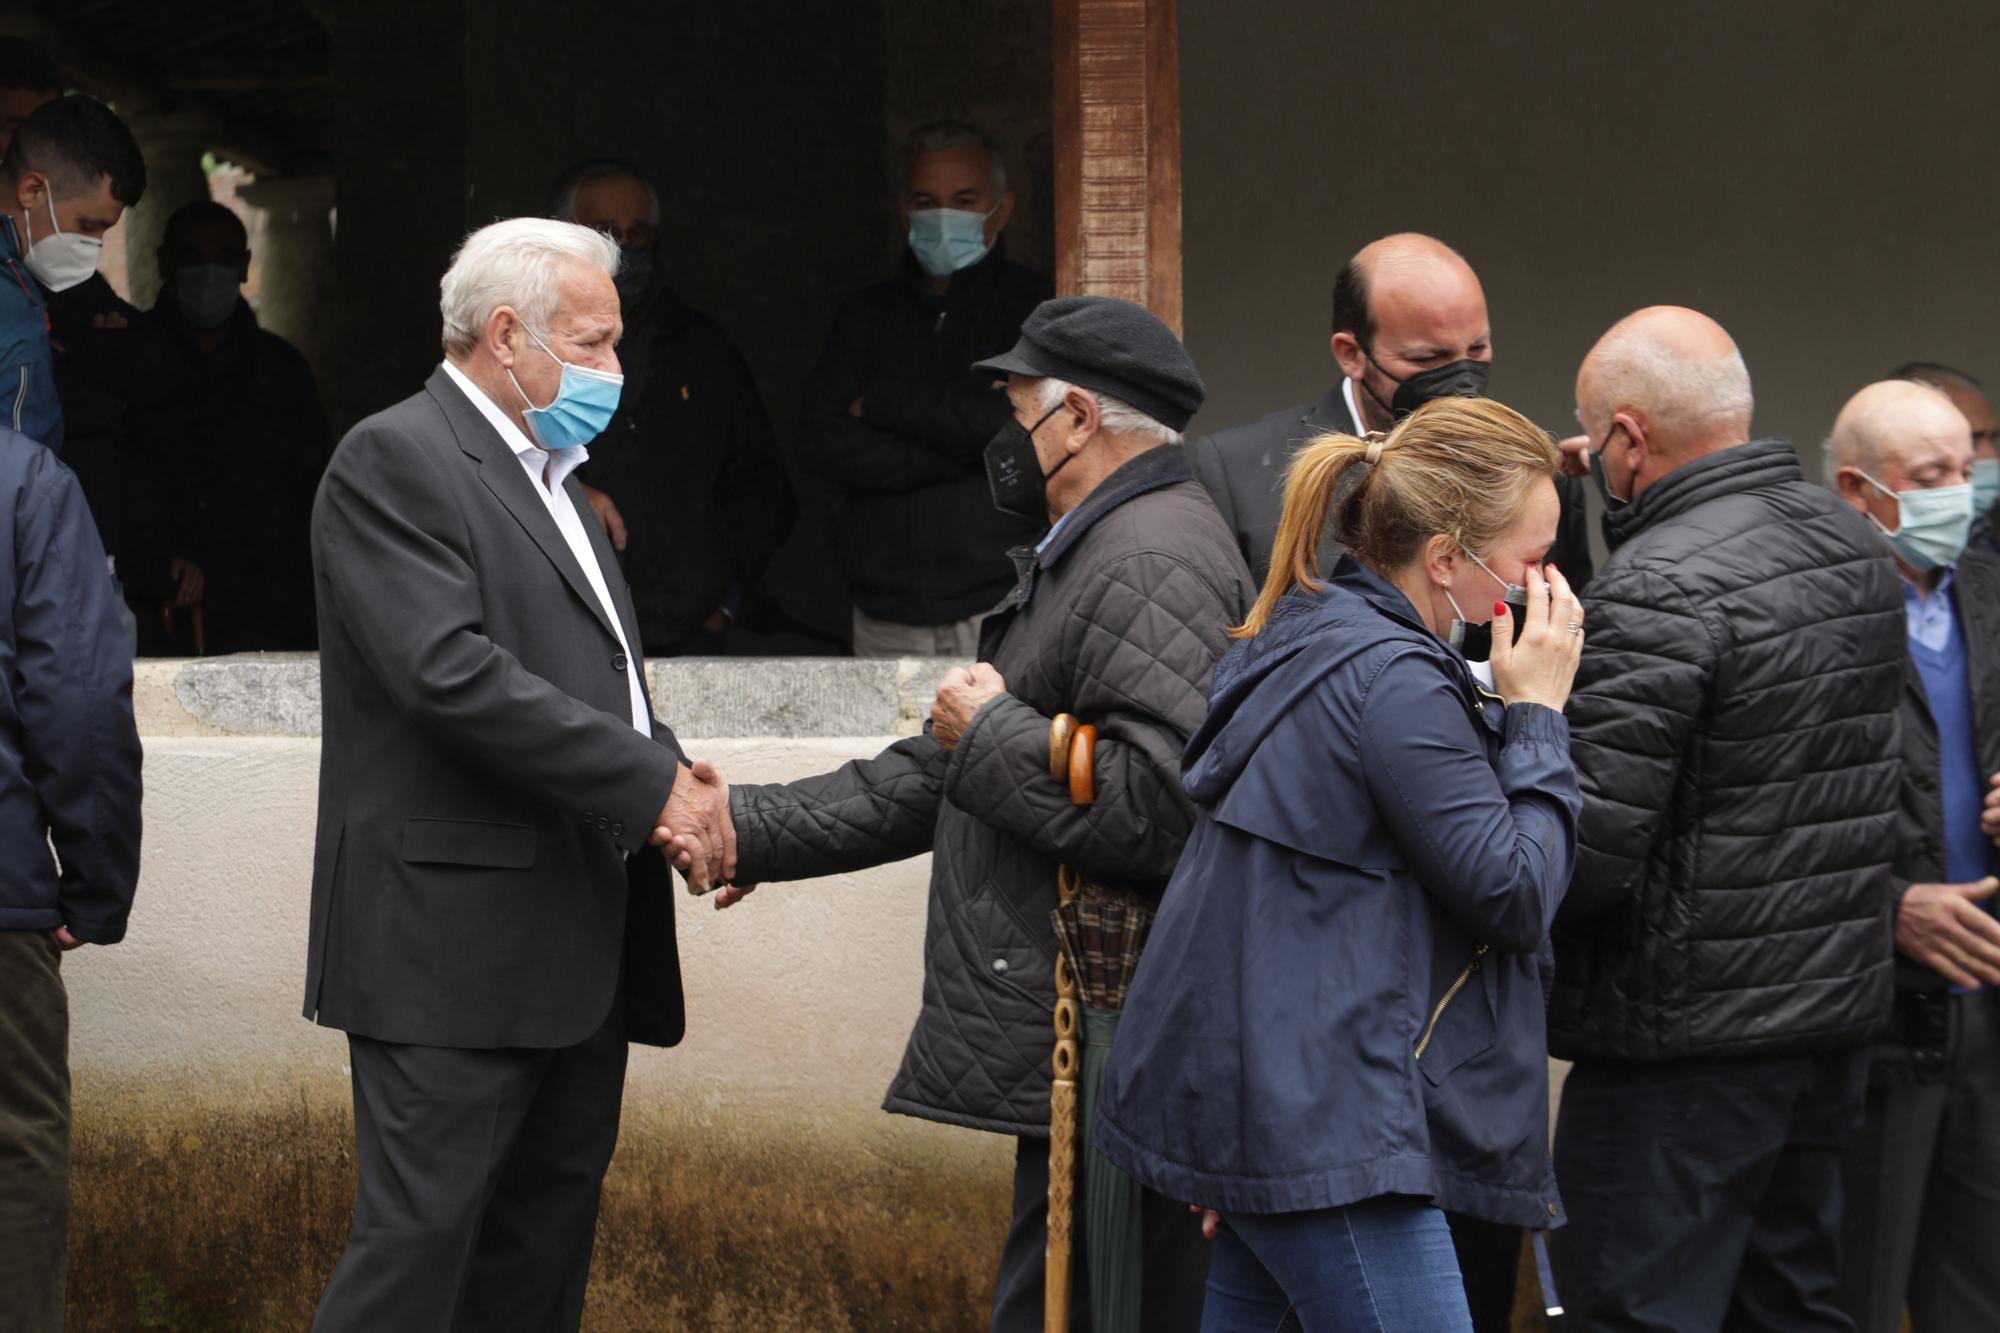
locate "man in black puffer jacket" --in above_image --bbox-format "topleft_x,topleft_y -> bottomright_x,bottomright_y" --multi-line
1548,307 -> 1905,1331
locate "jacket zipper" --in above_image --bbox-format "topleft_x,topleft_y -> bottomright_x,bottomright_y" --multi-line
1414,944 -> 1489,1060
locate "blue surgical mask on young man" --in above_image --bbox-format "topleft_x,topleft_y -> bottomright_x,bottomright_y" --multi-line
1858,470 -> 1974,572
1973,458 -> 2000,519
508,325 -> 623,451
907,207 -> 995,278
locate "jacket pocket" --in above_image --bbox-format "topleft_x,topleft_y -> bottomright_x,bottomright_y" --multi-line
400,818 -> 537,869
1415,944 -> 1495,1085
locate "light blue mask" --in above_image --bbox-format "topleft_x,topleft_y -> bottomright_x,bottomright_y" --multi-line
1860,470 -> 1974,572
907,207 -> 995,278
1973,458 -> 2000,519
509,326 -> 623,450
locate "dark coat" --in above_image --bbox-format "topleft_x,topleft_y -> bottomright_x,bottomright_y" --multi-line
0,428 -> 141,942
1550,439 -> 1906,1062
152,297 -> 331,652
797,245 -> 1049,627
1187,383 -> 1596,588
46,274 -> 183,594
1884,541 -> 2000,1002
577,284 -> 792,654
729,445 -> 1255,1133
1093,559 -> 1578,1229
307,368 -> 688,1051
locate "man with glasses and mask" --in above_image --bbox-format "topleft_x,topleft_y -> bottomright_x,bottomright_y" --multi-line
1826,380 -> 2000,1333
709,297 -> 1253,1330
798,121 -> 1050,657
550,158 -> 792,656
1190,232 -> 1593,588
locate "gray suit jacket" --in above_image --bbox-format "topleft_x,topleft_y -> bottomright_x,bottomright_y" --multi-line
305,367 -> 687,1050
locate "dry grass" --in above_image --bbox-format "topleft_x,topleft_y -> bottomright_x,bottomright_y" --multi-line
65,1081 -> 1009,1332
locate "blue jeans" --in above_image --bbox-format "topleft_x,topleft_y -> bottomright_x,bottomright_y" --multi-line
1201,1196 -> 1475,1332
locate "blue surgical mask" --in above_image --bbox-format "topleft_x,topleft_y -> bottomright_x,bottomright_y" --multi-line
1858,470 -> 1974,572
173,263 -> 242,329
907,207 -> 995,278
1973,458 -> 2000,520
508,325 -> 623,451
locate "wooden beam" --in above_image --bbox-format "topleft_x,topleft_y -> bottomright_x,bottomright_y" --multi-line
1051,0 -> 1183,335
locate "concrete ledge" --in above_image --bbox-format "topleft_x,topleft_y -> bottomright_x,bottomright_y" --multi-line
136,655 -> 962,739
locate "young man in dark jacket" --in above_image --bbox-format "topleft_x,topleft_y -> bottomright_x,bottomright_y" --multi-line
1550,307 -> 1905,1330
797,121 -> 1050,656
552,159 -> 794,656
0,425 -> 142,1332
711,297 -> 1255,1331
1825,380 -> 2000,1333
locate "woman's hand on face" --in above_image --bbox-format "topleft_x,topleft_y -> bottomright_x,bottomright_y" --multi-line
1488,563 -> 1584,712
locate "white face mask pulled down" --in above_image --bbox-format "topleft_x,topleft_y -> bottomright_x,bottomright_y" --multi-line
21,195 -> 102,293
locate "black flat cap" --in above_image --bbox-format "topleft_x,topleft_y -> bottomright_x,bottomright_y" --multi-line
973,295 -> 1206,432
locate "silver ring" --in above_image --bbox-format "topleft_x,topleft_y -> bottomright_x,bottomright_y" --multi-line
1567,621 -> 1583,636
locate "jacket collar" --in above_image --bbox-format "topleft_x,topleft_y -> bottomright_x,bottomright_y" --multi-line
1603,437 -> 1801,548
1035,443 -> 1194,571
1305,381 -> 1359,435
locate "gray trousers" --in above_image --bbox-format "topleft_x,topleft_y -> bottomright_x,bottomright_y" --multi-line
0,930 -> 69,1333
850,606 -> 987,659
312,1001 -> 628,1333
1839,986 -> 2000,1333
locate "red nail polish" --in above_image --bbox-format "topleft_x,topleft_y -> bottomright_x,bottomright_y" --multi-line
1494,601 -> 1508,616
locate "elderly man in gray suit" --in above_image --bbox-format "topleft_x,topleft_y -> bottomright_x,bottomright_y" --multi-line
305,217 -> 732,1333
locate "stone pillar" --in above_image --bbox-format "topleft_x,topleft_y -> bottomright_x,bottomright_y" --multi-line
119,110 -> 218,312
1052,0 -> 1183,333
235,174 -> 336,395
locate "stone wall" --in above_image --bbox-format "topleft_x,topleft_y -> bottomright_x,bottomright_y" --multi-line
69,656 -> 1010,1331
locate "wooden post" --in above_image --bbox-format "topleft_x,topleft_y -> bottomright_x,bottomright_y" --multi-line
1053,0 -> 1184,335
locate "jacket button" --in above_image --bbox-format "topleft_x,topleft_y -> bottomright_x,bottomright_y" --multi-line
991,958 -> 1009,975
611,822 -> 624,837
612,653 -> 628,672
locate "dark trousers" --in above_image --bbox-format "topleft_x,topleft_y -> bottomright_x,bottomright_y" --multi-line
0,931 -> 68,1333
1448,1213 -> 1521,1333
1551,1048 -> 1869,1332
311,1002 -> 629,1333
1839,986 -> 2000,1333
990,1134 -> 1212,1333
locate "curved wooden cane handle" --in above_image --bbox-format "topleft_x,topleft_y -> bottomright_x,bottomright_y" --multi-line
1049,713 -> 1079,784
1068,724 -> 1097,807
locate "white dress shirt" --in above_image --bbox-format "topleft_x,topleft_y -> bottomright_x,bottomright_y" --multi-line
439,360 -> 652,738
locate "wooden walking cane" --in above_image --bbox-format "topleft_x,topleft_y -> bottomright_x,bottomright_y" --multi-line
1046,714 -> 1095,1333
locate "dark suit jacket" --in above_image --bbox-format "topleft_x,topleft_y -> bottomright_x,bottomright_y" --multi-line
1187,383 -> 1596,588
306,367 -> 687,1050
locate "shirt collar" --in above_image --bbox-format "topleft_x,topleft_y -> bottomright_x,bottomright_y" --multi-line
1902,564 -> 1957,604
1341,375 -> 1367,434
439,359 -> 590,488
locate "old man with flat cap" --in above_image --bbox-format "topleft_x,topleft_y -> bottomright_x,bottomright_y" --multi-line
698,296 -> 1255,1330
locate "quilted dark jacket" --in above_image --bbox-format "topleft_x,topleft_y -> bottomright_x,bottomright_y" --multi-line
1549,439 -> 1905,1062
730,444 -> 1255,1134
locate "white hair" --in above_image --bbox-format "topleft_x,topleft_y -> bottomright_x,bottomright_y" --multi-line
439,218 -> 621,355
1582,333 -> 1755,439
1035,378 -> 1181,446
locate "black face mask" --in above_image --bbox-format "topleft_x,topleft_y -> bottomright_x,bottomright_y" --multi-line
1448,586 -> 1529,662
984,402 -> 1070,521
1587,424 -> 1631,509
613,246 -> 656,309
1360,351 -> 1492,422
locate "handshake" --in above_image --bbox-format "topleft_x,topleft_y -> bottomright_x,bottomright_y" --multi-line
644,662 -> 1011,912
649,759 -> 756,909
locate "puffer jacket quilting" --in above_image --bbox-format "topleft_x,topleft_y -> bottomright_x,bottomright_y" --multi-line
1549,438 -> 1905,1062
730,445 -> 1255,1134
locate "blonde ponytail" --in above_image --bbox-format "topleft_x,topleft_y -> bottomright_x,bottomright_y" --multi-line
1231,398 -> 1559,638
